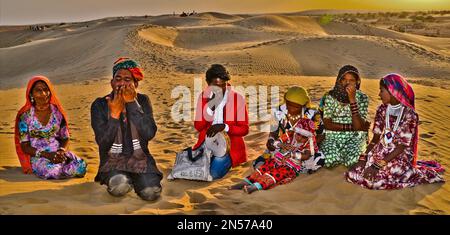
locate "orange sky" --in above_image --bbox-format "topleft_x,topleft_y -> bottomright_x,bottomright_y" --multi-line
1,0 -> 449,25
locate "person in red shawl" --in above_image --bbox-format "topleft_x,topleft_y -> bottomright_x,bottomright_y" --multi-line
14,76 -> 87,179
193,64 -> 249,179
346,73 -> 444,189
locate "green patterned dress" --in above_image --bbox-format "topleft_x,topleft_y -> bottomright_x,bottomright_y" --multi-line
320,91 -> 369,167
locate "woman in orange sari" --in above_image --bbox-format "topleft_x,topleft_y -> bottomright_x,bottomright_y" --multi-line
14,76 -> 87,179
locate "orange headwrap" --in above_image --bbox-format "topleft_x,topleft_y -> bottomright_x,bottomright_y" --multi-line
14,76 -> 70,174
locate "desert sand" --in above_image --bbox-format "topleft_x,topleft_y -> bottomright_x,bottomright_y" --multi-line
0,11 -> 449,214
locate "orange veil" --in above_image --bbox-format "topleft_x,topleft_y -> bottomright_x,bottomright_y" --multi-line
14,76 -> 69,174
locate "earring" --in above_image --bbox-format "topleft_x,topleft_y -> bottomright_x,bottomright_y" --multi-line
30,96 -> 35,103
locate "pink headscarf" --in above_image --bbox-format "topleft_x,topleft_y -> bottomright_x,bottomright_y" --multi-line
381,73 -> 418,166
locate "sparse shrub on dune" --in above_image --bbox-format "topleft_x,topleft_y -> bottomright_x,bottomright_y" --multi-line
319,14 -> 334,25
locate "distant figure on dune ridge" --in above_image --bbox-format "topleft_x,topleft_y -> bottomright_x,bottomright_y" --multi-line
14,76 -> 87,179
193,64 -> 249,180
90,57 -> 162,201
179,10 -> 196,17
319,65 -> 371,168
346,73 -> 445,189
229,87 -> 325,194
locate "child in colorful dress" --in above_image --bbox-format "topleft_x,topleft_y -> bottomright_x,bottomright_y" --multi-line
252,86 -> 325,171
229,117 -> 319,193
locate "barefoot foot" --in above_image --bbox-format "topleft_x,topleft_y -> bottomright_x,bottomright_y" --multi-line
243,185 -> 258,194
228,181 -> 249,190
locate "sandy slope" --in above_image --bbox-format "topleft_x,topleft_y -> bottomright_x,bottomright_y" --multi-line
0,12 -> 449,214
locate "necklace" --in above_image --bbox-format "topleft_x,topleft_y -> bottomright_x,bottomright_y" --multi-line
287,107 -> 305,123
383,104 -> 404,146
281,108 -> 305,143
35,104 -> 50,112
287,112 -> 302,122
387,103 -> 402,116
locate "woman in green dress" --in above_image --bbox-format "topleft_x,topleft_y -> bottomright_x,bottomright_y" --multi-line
319,65 -> 371,168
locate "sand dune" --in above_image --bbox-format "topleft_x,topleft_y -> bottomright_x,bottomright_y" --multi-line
2,12 -> 449,88
321,21 -> 450,55
0,12 -> 449,214
138,26 -> 179,48
196,12 -> 243,21
0,20 -> 137,88
139,25 -> 285,50
233,15 -> 327,35
134,25 -> 450,78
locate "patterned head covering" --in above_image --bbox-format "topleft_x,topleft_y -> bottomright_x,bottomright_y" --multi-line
329,65 -> 361,104
113,57 -> 144,81
381,73 -> 415,110
284,86 -> 311,107
14,76 -> 70,174
381,73 -> 418,165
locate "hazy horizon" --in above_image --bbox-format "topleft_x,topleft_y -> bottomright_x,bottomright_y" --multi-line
1,0 -> 449,26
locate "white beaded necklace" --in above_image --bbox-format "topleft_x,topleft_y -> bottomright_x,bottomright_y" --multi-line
283,108 -> 305,142
383,103 -> 404,145
286,108 -> 304,127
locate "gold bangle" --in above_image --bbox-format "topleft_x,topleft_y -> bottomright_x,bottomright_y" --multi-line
376,159 -> 387,168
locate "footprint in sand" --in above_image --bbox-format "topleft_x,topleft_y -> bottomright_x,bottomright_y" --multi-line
74,146 -> 96,152
166,123 -> 183,129
163,137 -> 183,144
208,187 -> 226,195
421,139 -> 437,147
186,191 -> 207,204
157,201 -> 184,209
420,133 -> 435,139
163,188 -> 181,197
418,120 -> 432,125
157,158 -> 172,164
163,149 -> 176,154
194,202 -> 221,210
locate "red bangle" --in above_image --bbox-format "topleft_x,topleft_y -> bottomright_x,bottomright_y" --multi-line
358,154 -> 367,162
